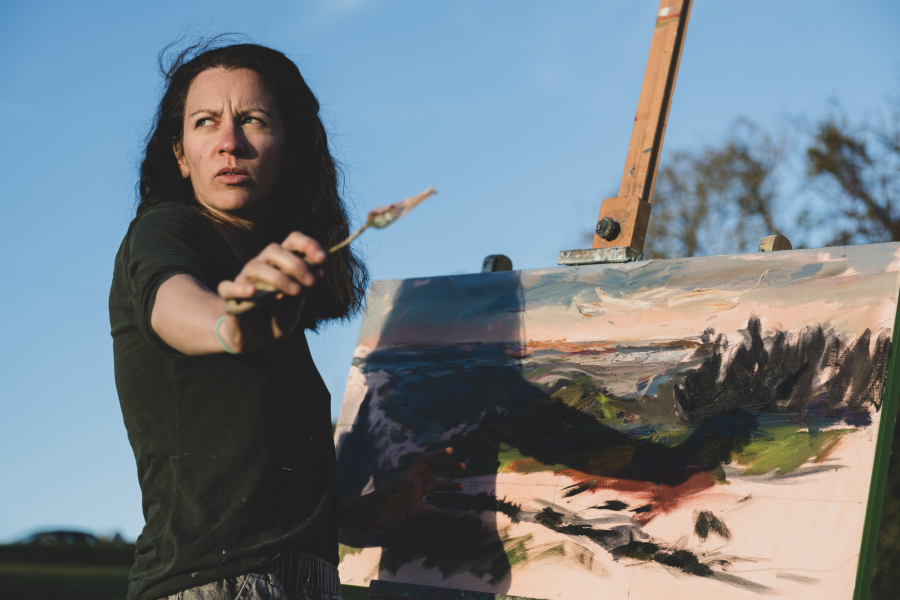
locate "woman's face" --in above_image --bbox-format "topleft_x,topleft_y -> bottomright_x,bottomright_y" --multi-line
175,67 -> 287,219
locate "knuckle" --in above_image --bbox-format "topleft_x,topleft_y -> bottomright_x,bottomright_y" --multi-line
274,272 -> 293,288
287,231 -> 308,245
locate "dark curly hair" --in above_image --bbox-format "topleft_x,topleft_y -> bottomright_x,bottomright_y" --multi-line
137,38 -> 368,330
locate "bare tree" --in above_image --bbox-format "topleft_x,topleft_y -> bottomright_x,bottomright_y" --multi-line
579,90 -> 900,260
803,102 -> 900,245
644,121 -> 786,259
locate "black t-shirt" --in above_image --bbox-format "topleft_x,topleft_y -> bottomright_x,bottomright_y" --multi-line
109,202 -> 338,600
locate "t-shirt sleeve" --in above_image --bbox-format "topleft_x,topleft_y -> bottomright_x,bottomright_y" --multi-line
125,205 -> 208,352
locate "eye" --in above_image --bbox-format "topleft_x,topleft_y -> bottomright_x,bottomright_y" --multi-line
195,117 -> 214,127
242,116 -> 265,126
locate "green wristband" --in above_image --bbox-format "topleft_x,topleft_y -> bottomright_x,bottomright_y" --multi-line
215,315 -> 236,354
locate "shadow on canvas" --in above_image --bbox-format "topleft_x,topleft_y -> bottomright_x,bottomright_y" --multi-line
334,246 -> 897,598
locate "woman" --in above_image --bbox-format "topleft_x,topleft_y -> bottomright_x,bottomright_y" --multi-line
110,41 -> 463,600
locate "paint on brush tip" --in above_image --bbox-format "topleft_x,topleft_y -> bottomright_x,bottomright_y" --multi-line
367,188 -> 435,229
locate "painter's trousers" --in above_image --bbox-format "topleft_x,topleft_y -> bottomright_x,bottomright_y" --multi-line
164,551 -> 342,600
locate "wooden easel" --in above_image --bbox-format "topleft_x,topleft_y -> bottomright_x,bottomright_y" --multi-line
363,3 -> 694,599
559,0 -> 692,267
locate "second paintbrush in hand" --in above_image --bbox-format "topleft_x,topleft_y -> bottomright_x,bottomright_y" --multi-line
225,187 -> 436,315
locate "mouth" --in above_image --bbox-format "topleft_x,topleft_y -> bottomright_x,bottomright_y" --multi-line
216,167 -> 250,185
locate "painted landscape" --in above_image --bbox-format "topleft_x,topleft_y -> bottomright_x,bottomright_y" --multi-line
334,243 -> 900,599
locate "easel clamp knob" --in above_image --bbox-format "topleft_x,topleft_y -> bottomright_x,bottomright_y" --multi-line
596,217 -> 621,241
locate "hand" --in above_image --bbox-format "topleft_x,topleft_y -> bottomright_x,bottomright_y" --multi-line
341,448 -> 467,531
217,232 -> 326,351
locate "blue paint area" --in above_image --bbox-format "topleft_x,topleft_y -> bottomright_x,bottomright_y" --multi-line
791,261 -> 825,281
645,374 -> 672,397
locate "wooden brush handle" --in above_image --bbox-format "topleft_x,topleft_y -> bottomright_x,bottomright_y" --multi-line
224,287 -> 279,316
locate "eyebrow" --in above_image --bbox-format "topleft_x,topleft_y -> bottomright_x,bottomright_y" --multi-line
187,108 -> 276,118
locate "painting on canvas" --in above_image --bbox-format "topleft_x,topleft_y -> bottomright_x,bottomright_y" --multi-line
333,243 -> 900,599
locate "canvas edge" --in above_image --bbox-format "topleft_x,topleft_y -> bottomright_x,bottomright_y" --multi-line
854,282 -> 900,600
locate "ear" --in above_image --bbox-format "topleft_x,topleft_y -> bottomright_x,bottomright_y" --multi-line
173,142 -> 190,179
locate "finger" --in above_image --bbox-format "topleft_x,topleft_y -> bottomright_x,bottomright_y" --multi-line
259,243 -> 318,287
383,476 -> 415,495
282,231 -> 327,265
218,279 -> 257,300
417,504 -> 457,520
420,461 -> 466,480
423,479 -> 465,495
240,258 -> 304,295
416,448 -> 456,468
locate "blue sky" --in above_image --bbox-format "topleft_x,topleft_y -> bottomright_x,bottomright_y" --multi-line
2,0 -> 899,543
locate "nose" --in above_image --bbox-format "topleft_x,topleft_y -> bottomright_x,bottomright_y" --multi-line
216,118 -> 245,155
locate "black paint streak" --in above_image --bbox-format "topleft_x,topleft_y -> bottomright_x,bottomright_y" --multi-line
655,550 -> 714,576
534,508 -> 719,578
561,480 -> 595,498
593,500 -> 629,511
775,572 -> 820,584
672,318 -> 891,427
610,541 -> 712,577
611,541 -> 660,561
694,510 -> 732,541
427,492 -> 523,524
534,508 -> 620,545
631,504 -> 652,514
534,507 -> 564,527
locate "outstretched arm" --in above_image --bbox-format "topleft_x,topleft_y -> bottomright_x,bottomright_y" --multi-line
151,231 -> 325,355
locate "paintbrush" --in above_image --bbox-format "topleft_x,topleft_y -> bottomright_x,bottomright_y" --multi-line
225,187 -> 436,315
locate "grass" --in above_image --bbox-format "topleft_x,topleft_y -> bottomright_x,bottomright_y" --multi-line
0,545 -> 375,600
0,561 -> 132,600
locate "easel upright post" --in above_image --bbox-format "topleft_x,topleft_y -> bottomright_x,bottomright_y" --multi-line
559,0 -> 692,266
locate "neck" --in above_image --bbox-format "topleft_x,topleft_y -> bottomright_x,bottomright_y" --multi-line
194,204 -> 271,264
